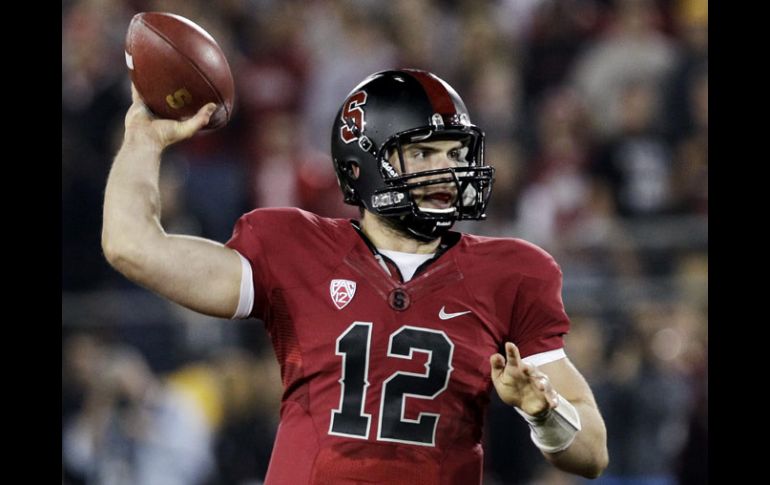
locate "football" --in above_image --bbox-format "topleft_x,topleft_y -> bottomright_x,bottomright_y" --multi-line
125,12 -> 235,130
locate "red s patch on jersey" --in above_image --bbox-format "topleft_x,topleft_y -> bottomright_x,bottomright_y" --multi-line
340,91 -> 368,143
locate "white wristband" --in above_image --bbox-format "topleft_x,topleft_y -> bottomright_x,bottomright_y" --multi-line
515,394 -> 582,453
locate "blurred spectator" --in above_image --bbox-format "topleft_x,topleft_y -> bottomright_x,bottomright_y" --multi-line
300,0 -> 398,152
63,333 -> 109,423
591,80 -> 674,219
465,54 -> 522,141
669,65 -> 707,215
562,316 -> 609,383
515,87 -> 595,250
62,0 -> 134,290
164,347 -> 282,484
208,348 -> 282,484
63,345 -> 216,485
387,0 -> 456,71
520,0 -> 601,110
663,0 -> 707,143
597,302 -> 694,482
233,0 -> 309,129
245,111 -> 358,219
173,141 -> 249,243
673,252 -> 707,310
453,1 -> 516,85
560,177 -> 643,282
490,0 -> 550,43
157,158 -> 204,236
570,0 -> 678,139
674,343 -> 707,485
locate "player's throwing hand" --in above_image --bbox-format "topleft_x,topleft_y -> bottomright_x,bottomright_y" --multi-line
490,342 -> 559,416
125,83 -> 217,149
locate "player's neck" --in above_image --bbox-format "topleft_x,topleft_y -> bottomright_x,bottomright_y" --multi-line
360,211 -> 440,254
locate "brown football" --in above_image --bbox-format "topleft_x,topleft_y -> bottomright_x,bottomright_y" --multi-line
125,12 -> 235,130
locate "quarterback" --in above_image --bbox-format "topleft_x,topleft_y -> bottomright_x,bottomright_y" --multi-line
102,69 -> 608,484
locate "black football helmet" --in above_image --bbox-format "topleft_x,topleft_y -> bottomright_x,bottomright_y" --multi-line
331,69 -> 495,241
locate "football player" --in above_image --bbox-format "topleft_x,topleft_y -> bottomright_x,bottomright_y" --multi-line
103,69 -> 608,484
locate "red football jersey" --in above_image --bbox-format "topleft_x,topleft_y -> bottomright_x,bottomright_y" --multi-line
225,208 -> 570,485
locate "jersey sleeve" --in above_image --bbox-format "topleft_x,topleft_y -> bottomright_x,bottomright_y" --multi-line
509,255 -> 570,359
224,212 -> 272,320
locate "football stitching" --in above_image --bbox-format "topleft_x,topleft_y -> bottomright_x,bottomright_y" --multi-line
138,17 -> 231,121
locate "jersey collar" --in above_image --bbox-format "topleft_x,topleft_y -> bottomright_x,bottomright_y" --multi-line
349,219 -> 460,283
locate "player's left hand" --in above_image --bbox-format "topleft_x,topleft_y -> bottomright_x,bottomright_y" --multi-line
490,342 -> 559,417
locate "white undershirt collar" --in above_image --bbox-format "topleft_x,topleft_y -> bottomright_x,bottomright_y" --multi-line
377,249 -> 435,282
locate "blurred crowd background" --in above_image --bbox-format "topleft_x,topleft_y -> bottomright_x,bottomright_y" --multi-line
62,0 -> 708,484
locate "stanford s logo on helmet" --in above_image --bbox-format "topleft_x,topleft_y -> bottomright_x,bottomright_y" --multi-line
331,69 -> 495,241
339,91 -> 367,144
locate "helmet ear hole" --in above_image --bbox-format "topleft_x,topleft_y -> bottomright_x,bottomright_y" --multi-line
346,161 -> 361,180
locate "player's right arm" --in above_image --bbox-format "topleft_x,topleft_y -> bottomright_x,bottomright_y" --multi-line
101,85 -> 243,319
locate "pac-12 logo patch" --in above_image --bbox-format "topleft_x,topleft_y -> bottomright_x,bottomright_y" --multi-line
330,279 -> 357,310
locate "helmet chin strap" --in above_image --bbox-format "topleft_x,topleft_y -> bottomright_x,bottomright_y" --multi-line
397,212 -> 455,242
372,210 -> 442,243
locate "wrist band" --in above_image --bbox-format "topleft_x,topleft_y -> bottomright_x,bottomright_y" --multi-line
515,394 -> 582,453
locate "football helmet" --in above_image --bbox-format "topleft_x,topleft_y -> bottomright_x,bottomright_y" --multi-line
331,69 -> 495,241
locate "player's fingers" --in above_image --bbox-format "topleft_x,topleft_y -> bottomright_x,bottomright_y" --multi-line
522,362 -> 536,376
193,102 -> 217,123
126,83 -> 154,123
490,354 -> 508,382
490,353 -> 505,371
131,83 -> 142,104
505,342 -> 522,368
178,103 -> 217,137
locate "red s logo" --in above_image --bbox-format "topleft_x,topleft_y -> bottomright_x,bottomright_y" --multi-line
340,91 -> 368,144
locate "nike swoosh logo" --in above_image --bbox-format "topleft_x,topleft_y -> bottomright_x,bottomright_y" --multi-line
439,306 -> 472,320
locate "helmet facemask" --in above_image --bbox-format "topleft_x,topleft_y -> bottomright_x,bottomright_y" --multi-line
367,125 -> 495,241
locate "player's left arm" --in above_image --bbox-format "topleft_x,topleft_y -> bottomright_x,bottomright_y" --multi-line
490,343 -> 608,478
536,355 -> 608,477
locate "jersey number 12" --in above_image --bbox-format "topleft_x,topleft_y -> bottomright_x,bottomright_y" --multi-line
329,322 -> 454,447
